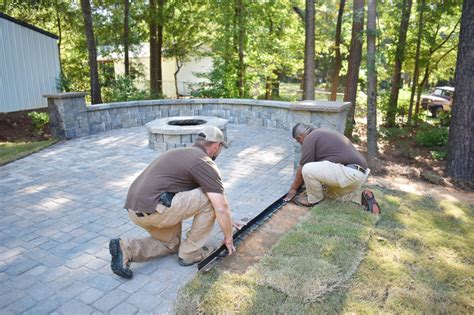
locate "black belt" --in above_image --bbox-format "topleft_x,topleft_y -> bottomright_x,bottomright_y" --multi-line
129,209 -> 154,217
128,192 -> 176,217
345,164 -> 366,174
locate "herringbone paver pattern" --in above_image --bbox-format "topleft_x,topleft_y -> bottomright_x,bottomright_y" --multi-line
0,124 -> 294,314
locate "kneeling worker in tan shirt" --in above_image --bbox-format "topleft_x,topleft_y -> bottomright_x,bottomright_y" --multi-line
109,126 -> 237,279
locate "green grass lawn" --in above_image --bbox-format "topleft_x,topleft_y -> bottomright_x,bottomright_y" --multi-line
0,140 -> 56,165
176,187 -> 473,314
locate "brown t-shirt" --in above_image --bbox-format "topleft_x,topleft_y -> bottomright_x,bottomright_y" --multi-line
300,129 -> 367,169
124,144 -> 224,213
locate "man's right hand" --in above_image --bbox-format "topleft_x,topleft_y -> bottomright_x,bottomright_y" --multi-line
284,188 -> 298,202
224,238 -> 236,255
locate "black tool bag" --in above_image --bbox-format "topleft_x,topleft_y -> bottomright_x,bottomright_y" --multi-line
159,192 -> 176,207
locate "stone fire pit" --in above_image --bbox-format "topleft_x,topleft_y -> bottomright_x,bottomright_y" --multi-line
145,116 -> 229,151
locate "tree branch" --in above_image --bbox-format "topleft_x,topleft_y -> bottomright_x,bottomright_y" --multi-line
293,6 -> 305,23
431,17 -> 461,55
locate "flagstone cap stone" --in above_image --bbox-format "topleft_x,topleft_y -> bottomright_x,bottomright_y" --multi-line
145,116 -> 228,135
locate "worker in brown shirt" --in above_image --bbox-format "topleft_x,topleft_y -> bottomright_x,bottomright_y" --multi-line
284,123 -> 380,214
109,126 -> 237,279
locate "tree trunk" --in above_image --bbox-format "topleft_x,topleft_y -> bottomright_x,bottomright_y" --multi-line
149,0 -> 163,96
407,0 -> 425,124
157,0 -> 164,94
415,65 -> 429,119
447,0 -> 473,181
271,70 -> 282,98
149,0 -> 158,94
265,76 -> 272,100
235,0 -> 245,97
366,0 -> 378,157
174,58 -> 182,98
80,0 -> 102,104
386,0 -> 413,127
343,0 -> 364,137
56,8 -> 62,74
123,0 -> 130,77
303,0 -> 315,100
330,0 -> 346,101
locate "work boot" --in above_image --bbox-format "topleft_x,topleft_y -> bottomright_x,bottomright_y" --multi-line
293,193 -> 318,207
361,189 -> 381,214
178,246 -> 215,267
109,238 -> 133,279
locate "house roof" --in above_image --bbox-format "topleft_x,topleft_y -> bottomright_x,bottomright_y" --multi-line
0,11 -> 59,40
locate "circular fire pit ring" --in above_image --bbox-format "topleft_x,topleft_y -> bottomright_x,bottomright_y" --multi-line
145,116 -> 229,151
167,119 -> 207,126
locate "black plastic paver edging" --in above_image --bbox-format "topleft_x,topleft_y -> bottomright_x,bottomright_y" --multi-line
198,194 -> 287,271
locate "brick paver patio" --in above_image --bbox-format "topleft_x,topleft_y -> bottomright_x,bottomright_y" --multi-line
0,124 -> 294,314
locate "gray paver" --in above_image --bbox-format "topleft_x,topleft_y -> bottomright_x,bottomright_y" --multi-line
56,299 -> 96,314
78,287 -> 105,305
0,124 -> 293,313
92,290 -> 129,312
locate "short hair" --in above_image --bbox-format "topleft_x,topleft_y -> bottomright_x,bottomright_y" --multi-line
292,123 -> 315,139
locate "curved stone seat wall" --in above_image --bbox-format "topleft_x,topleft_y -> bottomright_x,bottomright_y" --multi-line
45,93 -> 351,140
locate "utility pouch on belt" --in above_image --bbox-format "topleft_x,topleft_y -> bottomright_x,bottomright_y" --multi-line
159,192 -> 175,207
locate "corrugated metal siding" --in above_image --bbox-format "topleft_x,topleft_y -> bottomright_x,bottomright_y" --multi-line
0,17 -> 60,113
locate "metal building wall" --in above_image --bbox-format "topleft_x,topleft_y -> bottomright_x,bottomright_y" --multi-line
0,17 -> 60,113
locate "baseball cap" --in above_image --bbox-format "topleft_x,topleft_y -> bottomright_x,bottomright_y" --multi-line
198,126 -> 228,148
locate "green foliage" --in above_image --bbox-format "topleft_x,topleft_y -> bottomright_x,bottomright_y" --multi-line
437,111 -> 452,127
190,81 -> 227,98
378,126 -> 410,139
101,75 -> 150,103
27,112 -> 49,135
415,126 -> 449,147
430,150 -> 447,161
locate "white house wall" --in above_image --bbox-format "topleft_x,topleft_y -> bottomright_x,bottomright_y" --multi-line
176,56 -> 212,94
112,55 -> 213,98
0,17 -> 60,113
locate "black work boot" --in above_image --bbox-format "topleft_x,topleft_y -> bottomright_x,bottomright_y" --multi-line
109,238 -> 133,279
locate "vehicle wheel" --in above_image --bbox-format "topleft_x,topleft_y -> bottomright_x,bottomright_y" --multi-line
430,107 -> 443,118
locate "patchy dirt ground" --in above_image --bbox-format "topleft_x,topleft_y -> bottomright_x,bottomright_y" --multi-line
0,108 -> 51,142
351,120 -> 473,193
216,203 -> 309,274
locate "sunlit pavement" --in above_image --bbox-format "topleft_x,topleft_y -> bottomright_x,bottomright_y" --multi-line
0,124 -> 294,314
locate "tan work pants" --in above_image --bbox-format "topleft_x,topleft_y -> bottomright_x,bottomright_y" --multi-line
302,161 -> 369,204
121,188 -> 216,262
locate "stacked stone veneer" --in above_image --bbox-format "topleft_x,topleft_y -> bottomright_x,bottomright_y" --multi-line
45,93 -> 350,139
145,116 -> 229,151
45,93 -> 350,168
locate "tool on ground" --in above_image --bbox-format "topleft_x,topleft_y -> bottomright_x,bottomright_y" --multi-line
198,194 -> 287,271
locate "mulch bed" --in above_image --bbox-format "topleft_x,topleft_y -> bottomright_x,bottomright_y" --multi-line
0,108 -> 51,142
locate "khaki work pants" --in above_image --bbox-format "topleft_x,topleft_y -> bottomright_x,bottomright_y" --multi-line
302,161 -> 369,204
121,188 -> 216,262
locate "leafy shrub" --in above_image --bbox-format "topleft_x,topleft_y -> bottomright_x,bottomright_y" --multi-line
437,111 -> 452,127
378,127 -> 409,139
28,112 -> 49,135
415,127 -> 449,147
191,82 -> 228,98
101,75 -> 150,102
398,143 -> 419,159
431,150 -> 447,161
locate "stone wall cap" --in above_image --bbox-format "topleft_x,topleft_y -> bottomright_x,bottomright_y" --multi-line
146,116 -> 229,135
291,100 -> 351,112
44,92 -> 88,99
86,98 -> 293,111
